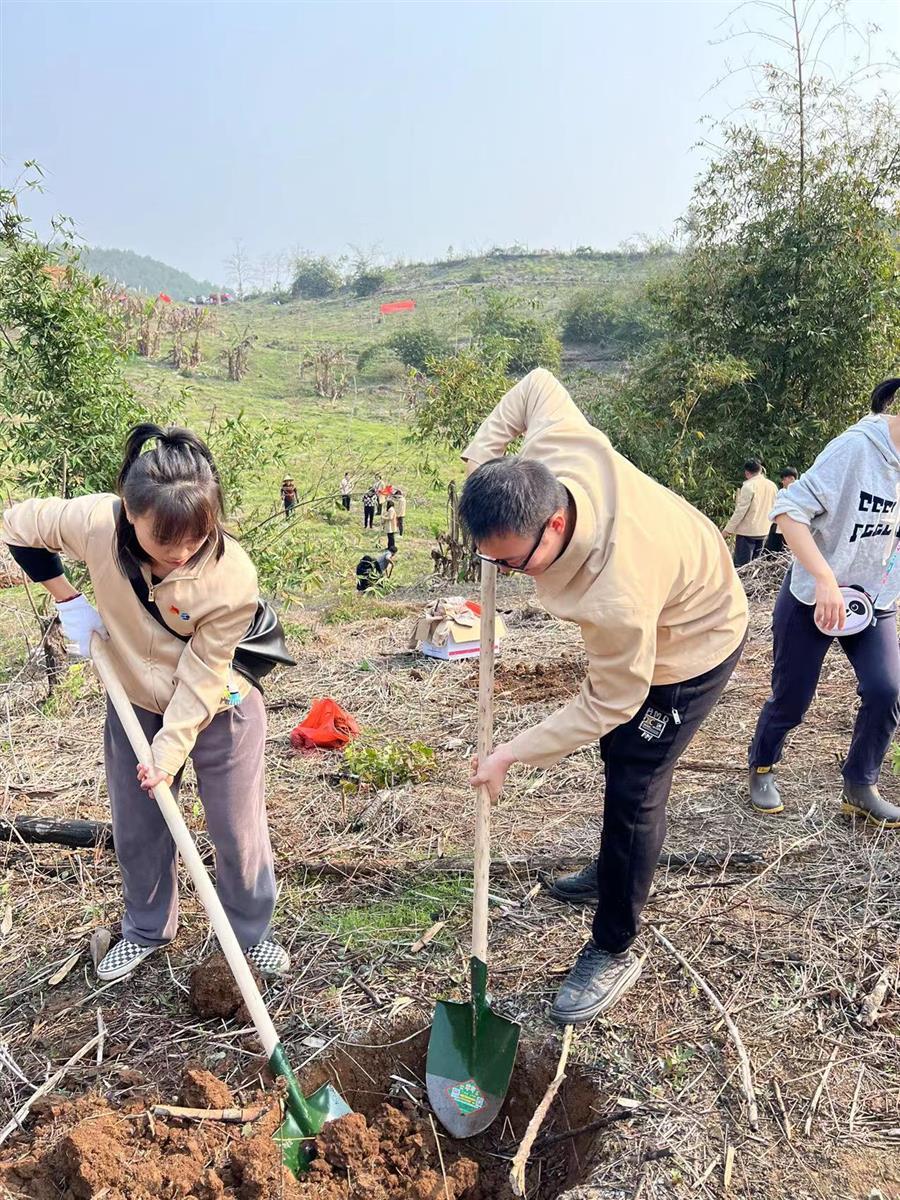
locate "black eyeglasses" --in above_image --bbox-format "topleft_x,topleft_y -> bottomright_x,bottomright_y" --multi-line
475,520 -> 549,574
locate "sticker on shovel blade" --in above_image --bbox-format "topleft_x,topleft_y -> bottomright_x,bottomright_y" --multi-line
447,1079 -> 486,1116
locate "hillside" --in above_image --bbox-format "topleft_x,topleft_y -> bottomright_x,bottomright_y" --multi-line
119,248 -> 671,595
80,246 -> 220,300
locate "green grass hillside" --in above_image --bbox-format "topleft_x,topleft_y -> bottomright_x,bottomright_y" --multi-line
124,249 -> 669,603
123,247 -> 667,600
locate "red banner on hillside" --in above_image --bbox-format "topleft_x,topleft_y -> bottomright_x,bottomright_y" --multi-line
380,299 -> 416,315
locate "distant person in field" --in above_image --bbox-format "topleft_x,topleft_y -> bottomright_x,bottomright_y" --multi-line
355,547 -> 395,592
763,467 -> 799,554
2,425 -> 289,983
373,476 -> 385,515
381,499 -> 398,553
747,378 -> 900,828
362,486 -> 377,530
280,476 -> 298,519
459,369 -> 747,1025
340,472 -> 352,512
393,488 -> 406,536
723,459 -> 778,567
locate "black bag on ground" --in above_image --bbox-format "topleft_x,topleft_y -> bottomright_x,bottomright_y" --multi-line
129,572 -> 295,690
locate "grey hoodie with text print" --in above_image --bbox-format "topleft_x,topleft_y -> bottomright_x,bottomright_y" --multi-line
769,414 -> 900,610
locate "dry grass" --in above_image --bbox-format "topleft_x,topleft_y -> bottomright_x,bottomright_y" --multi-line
0,556 -> 898,1199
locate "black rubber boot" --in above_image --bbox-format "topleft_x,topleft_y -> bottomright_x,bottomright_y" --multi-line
841,782 -> 900,829
545,860 -> 600,905
749,767 -> 784,814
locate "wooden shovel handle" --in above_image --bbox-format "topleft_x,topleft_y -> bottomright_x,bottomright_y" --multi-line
90,635 -> 280,1059
472,563 -> 496,964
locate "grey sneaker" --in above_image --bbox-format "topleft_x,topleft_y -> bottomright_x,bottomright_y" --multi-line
749,767 -> 784,814
550,941 -> 643,1025
841,783 -> 900,829
546,861 -> 600,905
245,939 -> 290,977
96,938 -> 159,982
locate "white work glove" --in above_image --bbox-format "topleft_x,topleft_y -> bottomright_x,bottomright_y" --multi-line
56,593 -> 108,658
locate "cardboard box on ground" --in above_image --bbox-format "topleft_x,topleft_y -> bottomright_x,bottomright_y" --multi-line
410,597 -> 508,661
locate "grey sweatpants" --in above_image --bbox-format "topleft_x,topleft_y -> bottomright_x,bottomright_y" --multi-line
104,686 -> 276,948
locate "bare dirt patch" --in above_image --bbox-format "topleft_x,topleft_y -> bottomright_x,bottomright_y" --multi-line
465,657 -> 585,705
0,1038 -> 602,1200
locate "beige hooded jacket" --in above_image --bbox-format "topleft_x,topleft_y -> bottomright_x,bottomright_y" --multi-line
463,370 -> 748,768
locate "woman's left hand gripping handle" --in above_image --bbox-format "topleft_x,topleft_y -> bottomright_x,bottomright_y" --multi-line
57,593 -> 108,657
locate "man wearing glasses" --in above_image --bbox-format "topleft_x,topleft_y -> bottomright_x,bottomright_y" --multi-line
460,369 -> 748,1025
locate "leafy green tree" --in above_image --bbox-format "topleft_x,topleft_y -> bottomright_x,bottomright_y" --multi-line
600,6 -> 900,522
0,170 -> 156,496
290,254 -> 342,299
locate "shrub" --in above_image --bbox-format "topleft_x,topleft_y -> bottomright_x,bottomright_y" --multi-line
388,324 -> 450,373
470,290 -> 561,374
560,288 -> 658,357
352,266 -> 391,297
290,255 -> 341,299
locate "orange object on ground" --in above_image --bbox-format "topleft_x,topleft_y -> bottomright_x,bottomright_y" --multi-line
289,699 -> 360,752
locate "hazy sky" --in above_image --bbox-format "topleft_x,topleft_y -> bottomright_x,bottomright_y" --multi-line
2,1 -> 897,282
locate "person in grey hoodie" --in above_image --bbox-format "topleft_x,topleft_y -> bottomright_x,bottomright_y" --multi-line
748,378 -> 900,827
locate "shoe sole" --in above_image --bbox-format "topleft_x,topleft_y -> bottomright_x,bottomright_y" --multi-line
549,956 -> 643,1026
545,885 -> 600,906
750,799 -> 784,815
840,801 -> 900,829
96,945 -> 158,982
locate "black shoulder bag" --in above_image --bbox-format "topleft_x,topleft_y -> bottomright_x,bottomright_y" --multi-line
130,572 -> 296,691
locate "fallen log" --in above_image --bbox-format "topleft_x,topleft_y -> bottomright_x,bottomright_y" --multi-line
0,816 -> 114,850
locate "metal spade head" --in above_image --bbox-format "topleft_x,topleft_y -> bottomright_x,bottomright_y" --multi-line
270,1046 -> 353,1174
426,959 -> 520,1139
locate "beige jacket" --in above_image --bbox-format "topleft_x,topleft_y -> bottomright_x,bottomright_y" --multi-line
2,494 -> 257,775
393,495 -> 407,517
381,509 -> 398,534
723,474 -> 778,538
463,369 -> 748,768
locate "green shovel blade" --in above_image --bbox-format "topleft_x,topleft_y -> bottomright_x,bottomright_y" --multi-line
270,1043 -> 352,1174
426,958 -> 520,1139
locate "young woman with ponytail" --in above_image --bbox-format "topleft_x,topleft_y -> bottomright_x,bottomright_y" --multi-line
2,425 -> 289,981
748,378 -> 900,827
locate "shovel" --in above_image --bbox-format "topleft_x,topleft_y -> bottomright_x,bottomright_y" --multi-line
90,635 -> 349,1174
426,562 -> 520,1137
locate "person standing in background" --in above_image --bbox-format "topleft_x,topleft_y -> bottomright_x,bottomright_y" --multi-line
280,477 -> 297,520
373,476 -> 385,516
362,486 -> 377,530
381,499 -> 398,553
764,468 -> 799,554
393,488 -> 407,536
723,459 -> 778,566
340,472 -> 352,512
747,379 -> 900,827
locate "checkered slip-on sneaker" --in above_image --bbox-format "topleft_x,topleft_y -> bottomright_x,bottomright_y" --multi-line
245,939 -> 290,977
96,939 -> 159,982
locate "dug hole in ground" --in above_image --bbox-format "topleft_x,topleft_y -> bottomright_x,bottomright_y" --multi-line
1,558 -> 898,1199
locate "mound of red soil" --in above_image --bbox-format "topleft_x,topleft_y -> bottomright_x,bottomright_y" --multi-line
189,952 -> 263,1021
0,1087 -> 482,1200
